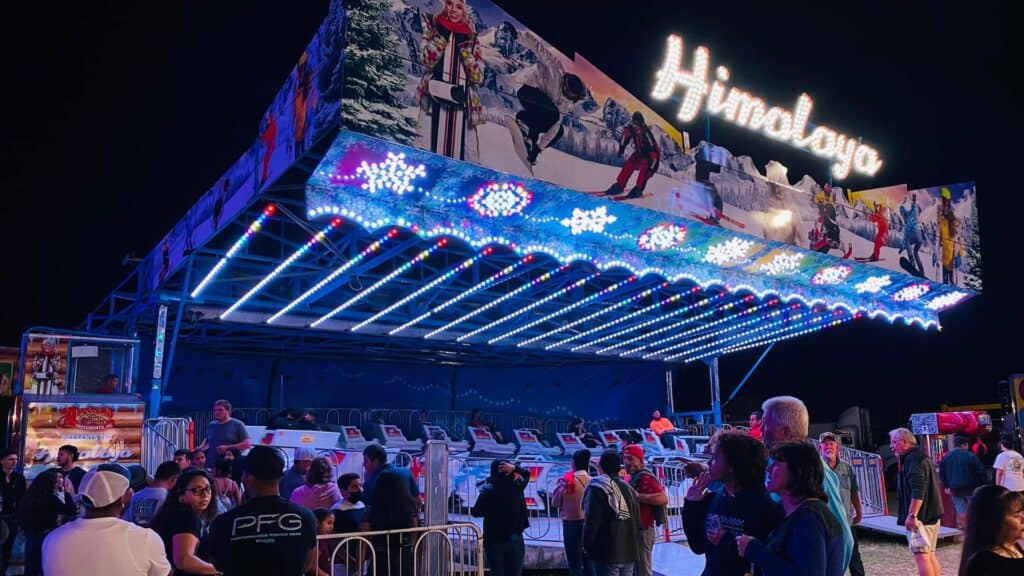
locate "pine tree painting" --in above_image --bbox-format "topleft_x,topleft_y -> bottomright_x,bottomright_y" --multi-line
341,0 -> 417,145
964,198 -> 983,291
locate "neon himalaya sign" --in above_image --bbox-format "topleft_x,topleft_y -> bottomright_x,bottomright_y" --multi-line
651,35 -> 883,180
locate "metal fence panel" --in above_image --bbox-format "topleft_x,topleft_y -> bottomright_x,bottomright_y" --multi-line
317,523 -> 483,576
142,417 -> 191,473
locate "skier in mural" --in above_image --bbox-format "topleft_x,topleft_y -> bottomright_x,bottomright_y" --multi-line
809,184 -> 852,258
158,240 -> 171,283
505,30 -> 587,173
293,51 -> 316,158
31,337 -> 62,395
184,212 -> 195,254
213,177 -> 228,233
257,111 -> 277,190
898,192 -> 925,277
856,202 -> 889,262
938,187 -> 958,284
601,111 -> 660,199
417,0 -> 485,162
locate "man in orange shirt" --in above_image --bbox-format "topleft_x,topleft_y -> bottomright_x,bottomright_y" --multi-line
649,410 -> 675,436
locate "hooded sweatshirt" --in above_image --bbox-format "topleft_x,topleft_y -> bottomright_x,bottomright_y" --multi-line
289,482 -> 342,511
471,463 -> 530,542
583,474 -> 640,564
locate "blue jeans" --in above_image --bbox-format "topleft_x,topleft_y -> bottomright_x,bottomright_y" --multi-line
563,520 -> 595,576
484,533 -> 525,576
593,561 -> 635,576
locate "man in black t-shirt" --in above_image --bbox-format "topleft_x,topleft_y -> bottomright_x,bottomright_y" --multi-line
208,446 -> 317,576
57,445 -> 87,493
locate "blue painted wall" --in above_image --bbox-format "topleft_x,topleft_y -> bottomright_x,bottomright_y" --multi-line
158,344 -> 668,425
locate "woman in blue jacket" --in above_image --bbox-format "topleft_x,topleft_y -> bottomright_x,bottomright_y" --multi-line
737,442 -> 845,576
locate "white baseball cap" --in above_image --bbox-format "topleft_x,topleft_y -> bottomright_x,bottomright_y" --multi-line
79,466 -> 131,508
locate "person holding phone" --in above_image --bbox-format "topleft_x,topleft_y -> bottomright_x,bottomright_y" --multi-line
683,431 -> 781,576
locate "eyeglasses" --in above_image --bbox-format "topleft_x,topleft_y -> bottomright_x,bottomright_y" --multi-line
185,486 -> 212,496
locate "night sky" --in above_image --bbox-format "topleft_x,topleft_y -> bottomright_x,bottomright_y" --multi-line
2,1 -> 1020,435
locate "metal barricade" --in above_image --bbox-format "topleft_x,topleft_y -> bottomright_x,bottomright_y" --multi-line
317,523 -> 484,576
840,445 -> 888,517
325,408 -> 364,427
384,409 -> 422,437
142,417 -> 192,473
650,461 -> 694,542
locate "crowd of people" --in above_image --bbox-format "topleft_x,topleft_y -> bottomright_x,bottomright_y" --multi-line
550,396 -> 1022,576
0,394 -> 1020,576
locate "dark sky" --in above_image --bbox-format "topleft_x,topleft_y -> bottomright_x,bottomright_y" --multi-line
2,1 -> 1020,431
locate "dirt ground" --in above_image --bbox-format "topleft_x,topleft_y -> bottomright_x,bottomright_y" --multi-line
858,531 -> 962,576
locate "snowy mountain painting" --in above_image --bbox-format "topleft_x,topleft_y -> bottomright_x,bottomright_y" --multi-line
340,0 -> 981,291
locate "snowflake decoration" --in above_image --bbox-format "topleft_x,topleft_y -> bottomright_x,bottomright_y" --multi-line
925,291 -> 969,310
560,206 -> 617,235
892,283 -> 931,302
468,182 -> 532,218
811,264 -> 853,286
703,237 -> 756,266
758,251 -> 804,275
638,223 -> 688,251
855,275 -> 892,294
355,152 -> 427,195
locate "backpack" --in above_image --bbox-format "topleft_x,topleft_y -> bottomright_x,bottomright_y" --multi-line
630,468 -> 666,526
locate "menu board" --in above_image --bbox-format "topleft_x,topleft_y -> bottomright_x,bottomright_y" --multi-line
23,401 -> 144,479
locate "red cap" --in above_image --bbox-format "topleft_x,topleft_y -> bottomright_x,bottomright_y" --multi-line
622,444 -> 644,460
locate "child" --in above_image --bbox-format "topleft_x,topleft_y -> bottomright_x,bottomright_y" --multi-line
314,508 -> 335,576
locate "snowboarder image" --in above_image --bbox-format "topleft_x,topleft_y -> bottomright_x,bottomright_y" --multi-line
938,186 -> 958,283
31,337 -> 63,395
601,111 -> 660,199
898,192 -> 924,276
292,51 -> 317,158
505,30 -> 586,173
417,0 -> 485,162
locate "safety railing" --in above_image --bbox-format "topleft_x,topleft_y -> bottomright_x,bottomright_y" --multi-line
441,454 -> 692,547
317,523 -> 484,576
650,461 -> 694,540
181,407 -> 602,454
142,417 -> 192,472
840,445 -> 888,518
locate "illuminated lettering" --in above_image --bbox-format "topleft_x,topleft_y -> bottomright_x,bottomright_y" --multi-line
652,35 -> 883,179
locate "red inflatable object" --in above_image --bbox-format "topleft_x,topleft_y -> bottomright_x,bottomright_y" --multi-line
935,411 -> 991,435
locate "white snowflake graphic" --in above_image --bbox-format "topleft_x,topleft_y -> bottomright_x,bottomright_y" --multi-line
560,206 -> 618,235
925,291 -> 968,310
758,251 -> 804,275
468,183 -> 532,217
892,283 -> 931,302
854,275 -> 892,294
638,224 -> 688,251
811,264 -> 852,285
703,237 -> 755,266
356,152 -> 427,195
